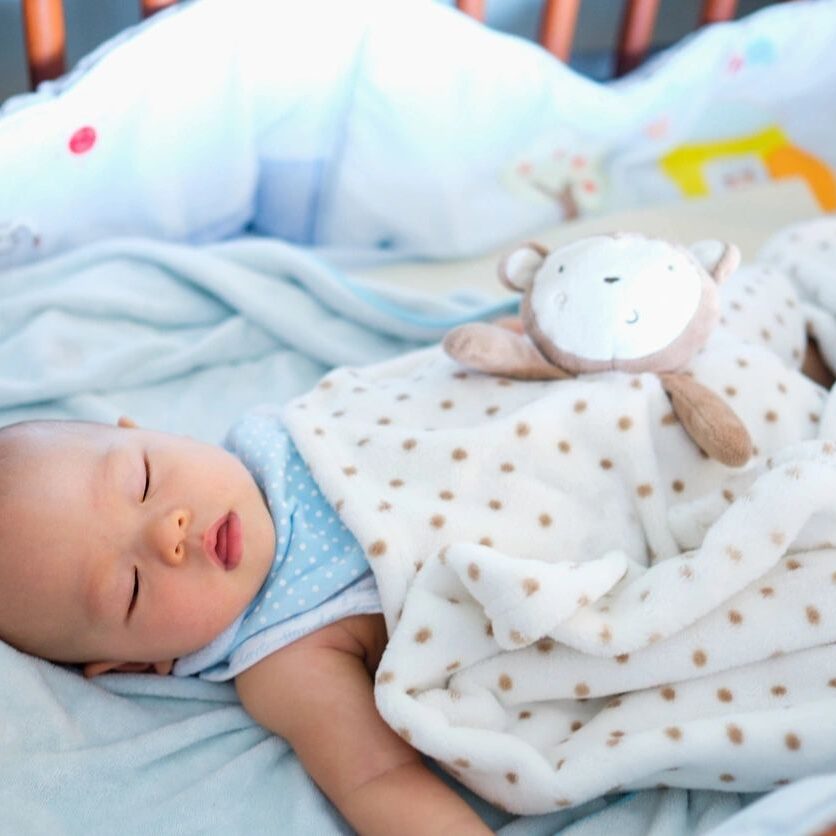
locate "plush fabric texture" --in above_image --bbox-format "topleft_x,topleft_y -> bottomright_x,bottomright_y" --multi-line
759,215 -> 836,374
282,246 -> 834,813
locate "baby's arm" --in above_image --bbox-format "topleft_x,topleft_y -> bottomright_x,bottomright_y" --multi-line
235,614 -> 490,836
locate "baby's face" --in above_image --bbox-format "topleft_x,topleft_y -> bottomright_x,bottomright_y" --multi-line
0,421 -> 275,669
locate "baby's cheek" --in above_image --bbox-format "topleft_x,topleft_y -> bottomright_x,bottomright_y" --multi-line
153,587 -> 230,652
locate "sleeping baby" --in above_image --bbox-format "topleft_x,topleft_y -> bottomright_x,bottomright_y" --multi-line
1,231 -> 833,821
0,415 -> 492,835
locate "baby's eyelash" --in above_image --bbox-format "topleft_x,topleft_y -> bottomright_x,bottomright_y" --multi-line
127,568 -> 139,619
141,456 -> 150,502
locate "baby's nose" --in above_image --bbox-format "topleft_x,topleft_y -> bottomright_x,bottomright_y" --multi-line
151,508 -> 191,565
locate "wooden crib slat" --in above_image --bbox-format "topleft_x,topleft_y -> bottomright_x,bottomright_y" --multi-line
539,0 -> 581,62
141,0 -> 178,18
455,0 -> 486,22
22,0 -> 66,89
700,0 -> 739,24
616,0 -> 661,76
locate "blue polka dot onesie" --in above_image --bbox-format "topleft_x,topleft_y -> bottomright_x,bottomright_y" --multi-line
173,410 -> 381,681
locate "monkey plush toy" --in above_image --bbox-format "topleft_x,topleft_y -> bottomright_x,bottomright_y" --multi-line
443,232 -> 754,467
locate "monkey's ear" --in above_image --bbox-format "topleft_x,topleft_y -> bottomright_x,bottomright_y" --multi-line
498,242 -> 548,292
689,240 -> 740,285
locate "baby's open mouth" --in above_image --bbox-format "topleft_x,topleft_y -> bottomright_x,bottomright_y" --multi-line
204,512 -> 243,570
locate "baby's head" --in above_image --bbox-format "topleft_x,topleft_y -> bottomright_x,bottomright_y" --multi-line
0,418 -> 275,676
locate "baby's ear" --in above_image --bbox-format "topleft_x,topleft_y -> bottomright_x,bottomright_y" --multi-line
689,240 -> 741,285
117,415 -> 138,429
498,242 -> 548,292
83,659 -> 174,678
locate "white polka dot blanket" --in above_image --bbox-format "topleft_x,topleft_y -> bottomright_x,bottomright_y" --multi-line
283,254 -> 836,814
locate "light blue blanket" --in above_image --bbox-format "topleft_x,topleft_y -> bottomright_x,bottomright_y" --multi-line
3,236 -> 835,835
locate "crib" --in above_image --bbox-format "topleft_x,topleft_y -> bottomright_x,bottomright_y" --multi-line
21,0 -> 765,88
3,0 -> 836,834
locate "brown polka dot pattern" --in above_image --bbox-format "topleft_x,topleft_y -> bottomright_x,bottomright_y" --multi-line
726,546 -> 743,563
727,724 -> 744,745
289,292 -> 836,803
509,630 -> 527,646
368,540 -> 387,557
